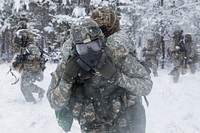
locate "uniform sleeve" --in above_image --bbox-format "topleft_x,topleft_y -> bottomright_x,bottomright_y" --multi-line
26,44 -> 41,60
145,46 -> 157,56
61,39 -> 73,60
46,60 -> 72,110
115,54 -> 153,96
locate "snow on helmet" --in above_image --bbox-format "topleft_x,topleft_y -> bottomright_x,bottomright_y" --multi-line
91,7 -> 120,37
70,18 -> 104,44
17,20 -> 27,30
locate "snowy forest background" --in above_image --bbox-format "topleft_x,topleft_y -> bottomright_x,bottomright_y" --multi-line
0,0 -> 200,66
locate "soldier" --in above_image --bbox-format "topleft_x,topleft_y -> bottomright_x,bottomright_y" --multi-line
142,39 -> 159,77
184,34 -> 198,74
91,7 -> 135,55
47,18 -> 152,133
169,30 -> 185,83
12,28 -> 45,103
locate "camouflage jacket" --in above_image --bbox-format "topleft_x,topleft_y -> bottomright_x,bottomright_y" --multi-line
12,43 -> 42,72
47,29 -> 152,111
143,44 -> 158,60
47,29 -> 152,130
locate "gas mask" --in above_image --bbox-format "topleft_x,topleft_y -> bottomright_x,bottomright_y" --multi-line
75,39 -> 106,71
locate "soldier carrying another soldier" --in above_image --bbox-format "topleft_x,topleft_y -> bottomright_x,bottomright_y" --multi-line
47,16 -> 152,132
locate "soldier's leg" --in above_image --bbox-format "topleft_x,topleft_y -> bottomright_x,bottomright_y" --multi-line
125,102 -> 146,133
29,82 -> 45,99
29,71 -> 45,99
151,58 -> 158,77
169,67 -> 180,83
169,60 -> 181,83
21,72 -> 36,103
189,63 -> 196,74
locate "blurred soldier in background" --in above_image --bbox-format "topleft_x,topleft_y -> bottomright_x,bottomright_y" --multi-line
142,39 -> 159,77
47,17 -> 152,133
11,23 -> 45,103
184,34 -> 198,74
169,30 -> 185,83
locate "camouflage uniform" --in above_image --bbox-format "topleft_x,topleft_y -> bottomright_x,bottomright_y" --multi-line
184,34 -> 198,74
47,17 -> 152,133
12,29 -> 45,103
142,39 -> 159,77
169,30 -> 185,83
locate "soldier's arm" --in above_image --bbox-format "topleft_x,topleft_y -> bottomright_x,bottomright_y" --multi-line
46,59 -> 72,110
115,54 -> 153,96
145,46 -> 157,56
26,44 -> 41,60
61,39 -> 73,60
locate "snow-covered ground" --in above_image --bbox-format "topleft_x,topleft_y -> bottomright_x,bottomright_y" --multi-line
0,62 -> 200,133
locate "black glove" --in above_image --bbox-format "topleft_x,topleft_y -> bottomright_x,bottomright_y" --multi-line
12,55 -> 24,68
12,61 -> 19,68
62,55 -> 81,83
97,57 -> 118,82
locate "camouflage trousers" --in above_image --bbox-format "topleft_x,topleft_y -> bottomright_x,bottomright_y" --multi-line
20,70 -> 45,103
188,62 -> 196,74
169,59 -> 182,83
169,59 -> 197,83
80,102 -> 146,133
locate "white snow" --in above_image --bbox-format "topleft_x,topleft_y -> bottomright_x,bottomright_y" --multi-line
0,63 -> 200,133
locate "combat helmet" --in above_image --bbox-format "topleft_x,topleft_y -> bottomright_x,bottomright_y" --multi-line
91,7 -> 120,37
185,34 -> 192,42
17,20 -> 27,30
70,18 -> 104,44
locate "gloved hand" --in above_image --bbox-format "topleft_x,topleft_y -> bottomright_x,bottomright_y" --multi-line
12,61 -> 19,68
97,57 -> 118,83
62,55 -> 81,83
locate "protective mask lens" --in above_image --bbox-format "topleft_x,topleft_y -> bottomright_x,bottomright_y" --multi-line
75,40 -> 102,55
76,44 -> 88,55
88,40 -> 102,52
